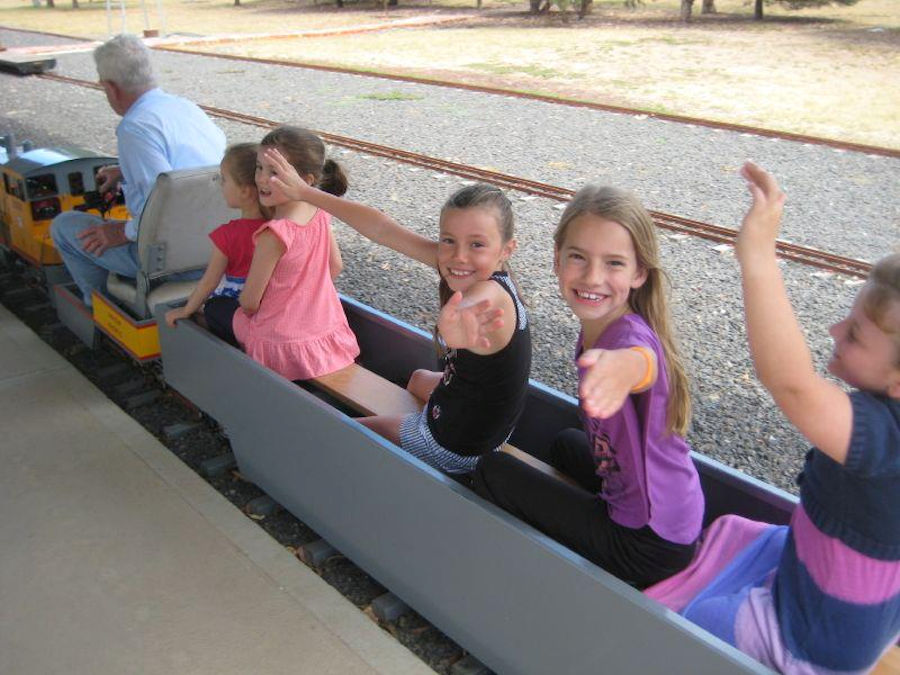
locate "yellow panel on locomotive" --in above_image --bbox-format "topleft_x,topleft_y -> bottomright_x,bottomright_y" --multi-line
0,137 -> 129,269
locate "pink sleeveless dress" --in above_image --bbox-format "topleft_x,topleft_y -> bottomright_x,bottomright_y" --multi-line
232,212 -> 359,380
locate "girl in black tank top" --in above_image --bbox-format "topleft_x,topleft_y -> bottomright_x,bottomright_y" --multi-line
265,166 -> 532,474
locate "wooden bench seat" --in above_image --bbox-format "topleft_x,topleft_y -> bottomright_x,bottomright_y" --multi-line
312,362 -> 577,486
873,644 -> 900,675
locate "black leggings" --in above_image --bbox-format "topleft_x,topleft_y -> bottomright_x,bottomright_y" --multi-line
472,428 -> 696,589
203,296 -> 239,346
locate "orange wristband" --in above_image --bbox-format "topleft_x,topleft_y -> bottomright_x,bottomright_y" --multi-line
629,347 -> 654,393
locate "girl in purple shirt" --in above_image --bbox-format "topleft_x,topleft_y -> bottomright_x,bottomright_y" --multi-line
474,185 -> 704,589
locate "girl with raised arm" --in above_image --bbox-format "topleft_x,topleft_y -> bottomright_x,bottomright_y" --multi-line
266,148 -> 530,477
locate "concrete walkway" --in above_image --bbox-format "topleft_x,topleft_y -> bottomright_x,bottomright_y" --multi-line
0,304 -> 431,675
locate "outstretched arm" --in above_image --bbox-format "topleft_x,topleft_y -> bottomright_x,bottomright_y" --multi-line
265,148 -> 438,268
577,347 -> 657,419
735,162 -> 851,464
165,248 -> 228,327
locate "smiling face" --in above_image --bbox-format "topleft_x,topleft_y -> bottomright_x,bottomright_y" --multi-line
254,146 -> 290,211
828,288 -> 900,397
555,214 -> 647,345
437,206 -> 516,294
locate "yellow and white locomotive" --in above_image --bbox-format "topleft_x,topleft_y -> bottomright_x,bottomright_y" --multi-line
0,135 -> 129,272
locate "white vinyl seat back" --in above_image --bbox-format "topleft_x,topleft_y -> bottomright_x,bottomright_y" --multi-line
106,166 -> 240,318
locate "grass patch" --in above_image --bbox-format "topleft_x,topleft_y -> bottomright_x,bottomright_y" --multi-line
357,90 -> 425,101
466,61 -> 570,79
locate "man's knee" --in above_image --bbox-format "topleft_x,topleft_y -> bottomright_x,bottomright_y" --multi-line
50,211 -> 94,247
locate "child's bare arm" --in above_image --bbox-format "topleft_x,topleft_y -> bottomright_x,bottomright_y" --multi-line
239,231 -> 285,315
735,162 -> 852,464
265,148 -> 437,268
577,347 -> 656,419
328,224 -> 343,280
165,248 -> 228,327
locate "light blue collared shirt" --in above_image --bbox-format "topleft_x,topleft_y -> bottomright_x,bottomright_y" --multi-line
117,88 -> 226,240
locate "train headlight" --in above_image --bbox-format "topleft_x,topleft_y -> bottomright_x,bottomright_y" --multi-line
31,198 -> 61,222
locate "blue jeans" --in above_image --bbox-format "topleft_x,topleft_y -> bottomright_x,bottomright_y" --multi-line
50,211 -> 139,306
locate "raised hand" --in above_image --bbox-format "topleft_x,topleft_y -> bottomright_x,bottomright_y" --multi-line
438,291 -> 504,351
96,165 -> 123,196
577,347 -> 652,419
735,162 -> 786,263
264,147 -> 311,201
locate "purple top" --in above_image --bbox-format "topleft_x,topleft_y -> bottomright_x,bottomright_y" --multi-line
578,313 -> 703,545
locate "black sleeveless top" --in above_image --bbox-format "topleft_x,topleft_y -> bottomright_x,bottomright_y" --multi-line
426,272 -> 532,455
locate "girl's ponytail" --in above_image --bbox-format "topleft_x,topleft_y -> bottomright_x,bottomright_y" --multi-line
261,125 -> 348,197
318,159 -> 348,197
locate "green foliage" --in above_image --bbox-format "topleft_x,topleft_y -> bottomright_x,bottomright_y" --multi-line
357,91 -> 424,102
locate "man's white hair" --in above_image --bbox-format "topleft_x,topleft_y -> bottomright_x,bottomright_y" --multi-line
94,34 -> 156,93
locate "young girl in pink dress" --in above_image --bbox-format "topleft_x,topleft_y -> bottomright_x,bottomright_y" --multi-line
232,126 -> 359,380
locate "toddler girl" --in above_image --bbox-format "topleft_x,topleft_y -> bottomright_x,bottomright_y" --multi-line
232,126 -> 359,380
165,142 -> 264,344
473,184 -> 704,589
264,153 -> 531,476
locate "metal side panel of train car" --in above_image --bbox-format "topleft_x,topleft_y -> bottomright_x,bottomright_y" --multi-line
91,290 -> 160,361
158,299 -> 782,675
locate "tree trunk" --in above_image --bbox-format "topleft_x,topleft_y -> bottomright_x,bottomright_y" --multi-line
754,0 -> 763,20
388,0 -> 398,6
233,0 -> 240,6
45,0 -> 55,8
529,0 -> 541,13
701,0 -> 715,13
680,0 -> 693,22
71,0 -> 79,8
578,0 -> 591,18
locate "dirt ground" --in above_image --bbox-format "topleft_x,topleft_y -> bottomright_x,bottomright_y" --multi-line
2,0 -> 898,147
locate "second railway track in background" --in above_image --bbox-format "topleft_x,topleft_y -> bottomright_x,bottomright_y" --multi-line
40,72 -> 874,279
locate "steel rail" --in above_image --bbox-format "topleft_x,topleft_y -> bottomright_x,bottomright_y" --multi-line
153,45 -> 900,161
37,73 -> 874,278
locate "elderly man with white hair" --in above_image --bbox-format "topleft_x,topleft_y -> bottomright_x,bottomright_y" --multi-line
51,34 -> 226,306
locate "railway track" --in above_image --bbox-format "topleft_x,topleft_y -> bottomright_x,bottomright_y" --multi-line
155,46 -> 900,162
38,72 -> 875,279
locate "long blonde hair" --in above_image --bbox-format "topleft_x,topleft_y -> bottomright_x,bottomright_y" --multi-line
554,185 -> 692,436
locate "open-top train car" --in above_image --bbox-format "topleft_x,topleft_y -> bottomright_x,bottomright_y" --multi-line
157,292 -> 802,675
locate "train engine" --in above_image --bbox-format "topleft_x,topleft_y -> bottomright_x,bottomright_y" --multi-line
0,134 -> 128,275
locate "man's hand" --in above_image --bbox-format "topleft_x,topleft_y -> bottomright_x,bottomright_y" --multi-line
77,221 -> 129,256
96,165 -> 123,196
